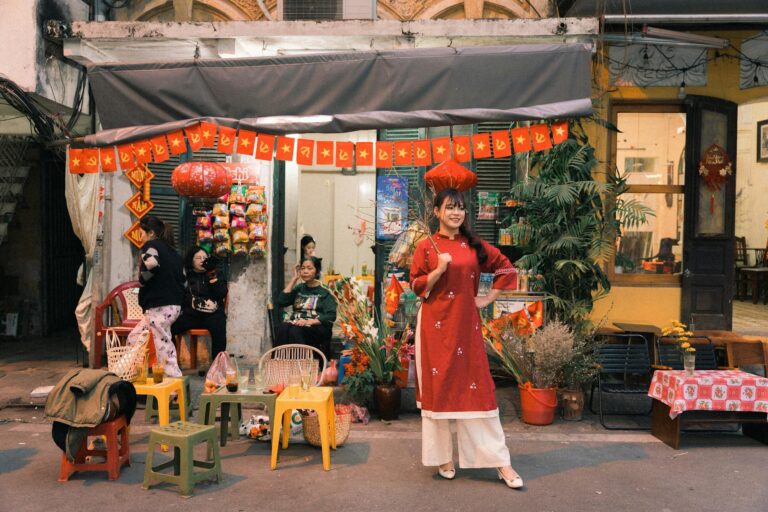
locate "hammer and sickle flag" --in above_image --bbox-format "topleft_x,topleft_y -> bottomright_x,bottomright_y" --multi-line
151,135 -> 169,163
184,124 -> 203,151
296,139 -> 314,165
491,130 -> 512,158
375,142 -> 393,168
452,136 -> 471,163
117,144 -> 136,170
530,124 -> 553,152
217,126 -> 236,154
336,141 -> 353,167
255,134 -> 275,161
413,140 -> 432,166
82,148 -> 99,173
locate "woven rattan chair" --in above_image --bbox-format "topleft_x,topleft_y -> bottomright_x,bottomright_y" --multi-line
259,344 -> 327,387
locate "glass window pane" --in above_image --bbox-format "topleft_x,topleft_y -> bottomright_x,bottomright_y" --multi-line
616,112 -> 686,186
696,109 -> 727,236
616,192 -> 684,275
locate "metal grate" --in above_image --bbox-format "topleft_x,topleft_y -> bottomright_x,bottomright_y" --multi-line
283,0 -> 342,20
474,122 -> 514,244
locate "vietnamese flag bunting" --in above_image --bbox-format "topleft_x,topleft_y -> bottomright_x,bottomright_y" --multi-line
82,149 -> 100,173
99,147 -> 117,172
394,141 -> 413,166
316,141 -> 334,165
452,136 -> 471,162
551,121 -> 569,144
276,136 -> 296,161
117,144 -> 135,170
134,140 -> 153,164
413,140 -> 432,166
511,127 -> 531,153
431,137 -> 450,163
530,124 -> 553,151
355,142 -> 373,166
68,148 -> 83,173
167,130 -> 186,155
296,139 -> 315,165
200,122 -> 217,147
237,129 -> 257,156
151,135 -> 169,163
217,126 -> 236,154
336,141 -> 354,167
255,134 -> 275,161
472,133 -> 492,159
184,124 -> 203,152
375,142 -> 393,168
491,130 -> 512,158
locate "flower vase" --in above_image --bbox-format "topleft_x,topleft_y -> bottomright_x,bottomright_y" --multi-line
683,352 -> 696,376
374,383 -> 401,421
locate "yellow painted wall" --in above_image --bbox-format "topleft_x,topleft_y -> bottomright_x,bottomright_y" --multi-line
588,30 -> 768,327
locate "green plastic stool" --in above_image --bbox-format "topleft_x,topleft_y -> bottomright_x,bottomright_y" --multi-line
145,375 -> 192,423
143,421 -> 221,497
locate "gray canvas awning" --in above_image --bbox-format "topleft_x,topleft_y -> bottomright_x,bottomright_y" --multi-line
82,44 -> 592,146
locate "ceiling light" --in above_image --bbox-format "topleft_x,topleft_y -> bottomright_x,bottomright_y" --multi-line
642,26 -> 729,49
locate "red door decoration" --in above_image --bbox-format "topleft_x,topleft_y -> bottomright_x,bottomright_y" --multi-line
124,221 -> 145,249
424,159 -> 477,192
698,144 -> 732,214
171,161 -> 232,198
124,191 -> 155,218
124,164 -> 155,189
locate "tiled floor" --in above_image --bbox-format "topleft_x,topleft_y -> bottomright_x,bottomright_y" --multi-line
732,300 -> 768,336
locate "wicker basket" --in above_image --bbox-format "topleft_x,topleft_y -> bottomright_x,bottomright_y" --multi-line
106,328 -> 149,382
301,412 -> 351,447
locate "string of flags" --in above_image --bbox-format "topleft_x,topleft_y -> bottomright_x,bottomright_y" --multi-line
67,121 -> 569,174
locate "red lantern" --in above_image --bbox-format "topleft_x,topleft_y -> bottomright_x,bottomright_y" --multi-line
424,159 -> 477,192
171,161 -> 232,198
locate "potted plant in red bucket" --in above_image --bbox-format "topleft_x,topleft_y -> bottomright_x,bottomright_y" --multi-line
484,317 -> 575,425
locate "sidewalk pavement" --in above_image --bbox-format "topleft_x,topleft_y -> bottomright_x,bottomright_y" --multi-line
1,336 -> 767,511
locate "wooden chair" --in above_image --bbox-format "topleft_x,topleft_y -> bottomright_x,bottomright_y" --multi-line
93,281 -> 143,369
734,236 -> 750,299
259,344 -> 327,387
726,339 -> 768,377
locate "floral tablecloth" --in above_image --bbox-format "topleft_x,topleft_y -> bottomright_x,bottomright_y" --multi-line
648,370 -> 768,419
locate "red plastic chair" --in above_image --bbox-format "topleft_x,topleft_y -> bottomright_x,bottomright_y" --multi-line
93,281 -> 144,369
58,415 -> 130,482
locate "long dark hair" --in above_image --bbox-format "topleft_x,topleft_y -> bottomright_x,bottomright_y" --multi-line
300,234 -> 315,257
433,188 -> 488,265
140,215 -> 175,248
300,255 -> 322,280
183,245 -> 208,272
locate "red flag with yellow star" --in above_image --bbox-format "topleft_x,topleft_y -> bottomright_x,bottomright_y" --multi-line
68,148 -> 83,174
134,140 -> 153,164
491,130 -> 512,158
413,140 -> 432,166
99,147 -> 117,172
316,141 -> 334,165
394,141 -> 413,166
530,124 -> 553,151
255,134 -> 275,161
117,144 -> 135,170
82,149 -> 100,173
184,124 -> 203,152
276,136 -> 295,161
200,122 -> 217,147
385,275 -> 404,316
336,141 -> 353,167
166,131 -> 186,155
472,133 -> 492,159
296,139 -> 314,165
355,142 -> 373,166
431,137 -> 450,163
217,127 -> 236,154
375,142 -> 393,168
452,136 -> 471,162
511,127 -> 531,153
551,121 -> 569,145
151,135 -> 169,163
236,129 -> 257,156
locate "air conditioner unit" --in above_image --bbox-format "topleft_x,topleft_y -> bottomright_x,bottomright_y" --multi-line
279,0 -> 376,21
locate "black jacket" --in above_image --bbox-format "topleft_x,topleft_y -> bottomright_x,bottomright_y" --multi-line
183,269 -> 228,315
138,239 -> 184,310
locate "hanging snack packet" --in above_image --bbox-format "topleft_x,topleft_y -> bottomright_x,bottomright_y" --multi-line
214,241 -> 232,257
230,217 -> 247,229
249,222 -> 266,241
213,228 -> 231,242
195,215 -> 212,229
197,229 -> 214,244
245,202 -> 264,220
249,240 -> 267,258
233,243 -> 249,256
212,203 -> 229,216
212,215 -> 230,229
246,185 -> 266,204
230,203 -> 246,217
232,228 -> 249,244
229,184 -> 247,204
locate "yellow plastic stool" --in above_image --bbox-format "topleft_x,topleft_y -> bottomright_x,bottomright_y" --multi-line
270,386 -> 336,471
134,377 -> 188,426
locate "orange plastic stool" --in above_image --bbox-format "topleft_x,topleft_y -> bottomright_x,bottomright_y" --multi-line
58,415 -> 131,482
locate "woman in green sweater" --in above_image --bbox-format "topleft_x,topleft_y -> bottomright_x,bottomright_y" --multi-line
275,256 -> 337,358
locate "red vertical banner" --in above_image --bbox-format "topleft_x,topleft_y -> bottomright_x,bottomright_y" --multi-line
355,142 -> 373,166
413,140 -> 432,166
276,136 -> 296,161
68,148 -> 83,173
551,121 -> 569,144
471,133 -> 492,159
375,142 -> 393,168
217,126 -> 236,154
452,136 -> 471,162
117,144 -> 135,170
530,124 -> 553,151
184,124 -> 203,152
336,141 -> 354,167
296,139 -> 315,165
134,140 -> 153,164
236,129 -> 257,156
200,122 -> 217,147
431,137 -> 451,163
316,141 -> 334,165
255,134 -> 275,161
510,127 -> 532,153
82,149 -> 100,173
491,130 -> 512,158
151,135 -> 169,163
99,147 -> 117,172
167,130 -> 186,155
394,141 -> 413,166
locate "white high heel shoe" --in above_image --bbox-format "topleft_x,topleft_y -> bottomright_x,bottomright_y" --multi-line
438,463 -> 456,480
497,467 -> 523,489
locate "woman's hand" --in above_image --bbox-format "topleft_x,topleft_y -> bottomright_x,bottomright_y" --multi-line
475,295 -> 493,309
293,319 -> 317,327
436,253 -> 452,274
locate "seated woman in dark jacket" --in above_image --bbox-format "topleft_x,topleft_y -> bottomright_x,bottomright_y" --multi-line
171,246 -> 228,360
275,256 -> 337,358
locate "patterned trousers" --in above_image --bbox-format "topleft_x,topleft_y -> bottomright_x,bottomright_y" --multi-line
128,305 -> 182,378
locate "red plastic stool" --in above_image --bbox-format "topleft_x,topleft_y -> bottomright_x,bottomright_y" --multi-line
58,415 -> 131,482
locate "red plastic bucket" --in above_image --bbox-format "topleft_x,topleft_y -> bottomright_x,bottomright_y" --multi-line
518,384 -> 557,425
